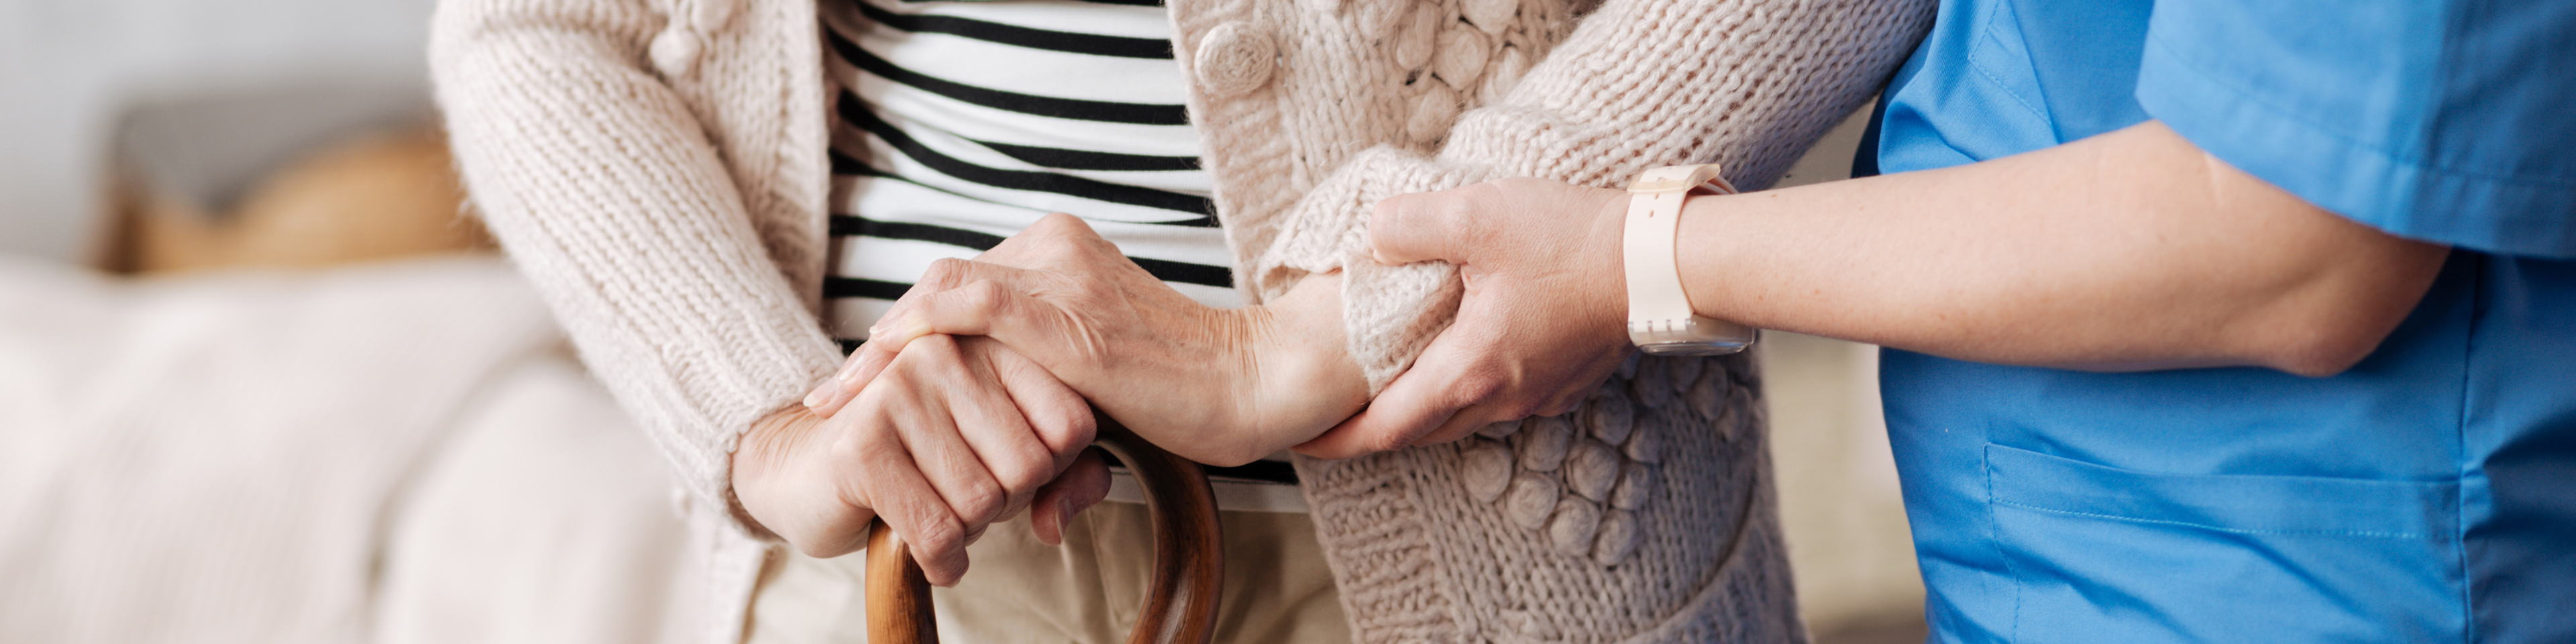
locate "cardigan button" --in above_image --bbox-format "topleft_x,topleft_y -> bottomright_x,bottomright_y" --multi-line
1462,439 -> 1515,502
1431,23 -> 1492,89
1565,439 -> 1621,502
1462,0 -> 1517,35
649,28 -> 704,77
1592,508 -> 1640,564
1393,3 -> 1440,70
1586,387 -> 1634,445
1547,496 -> 1600,555
1514,410 -> 1573,472
1686,368 -> 1727,426
1723,383 -> 1758,442
1193,21 -> 1277,97
1405,83 -> 1461,142
1502,472 -> 1561,529
1611,463 -> 1657,510
1623,417 -> 1665,463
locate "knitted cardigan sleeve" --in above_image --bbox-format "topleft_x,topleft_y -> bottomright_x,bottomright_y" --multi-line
430,0 -> 843,529
1251,0 -> 1935,392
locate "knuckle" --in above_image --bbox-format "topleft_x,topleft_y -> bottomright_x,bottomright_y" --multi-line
837,429 -> 906,473
1032,213 -> 1081,237
1043,408 -> 1099,453
825,429 -> 869,464
921,258 -> 969,288
906,514 -> 966,559
1368,431 -> 1413,454
961,280 -> 1008,311
1436,197 -> 1478,227
1453,374 -> 1509,405
953,480 -> 1007,525
1445,184 -> 1501,215
995,457 -> 1053,496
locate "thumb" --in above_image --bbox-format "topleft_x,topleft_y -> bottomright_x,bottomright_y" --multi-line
1030,449 -> 1111,545
801,342 -> 898,417
1295,330 -> 1485,458
1368,192 -> 1470,266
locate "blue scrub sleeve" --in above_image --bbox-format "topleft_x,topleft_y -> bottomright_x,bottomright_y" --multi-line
2133,0 -> 2576,258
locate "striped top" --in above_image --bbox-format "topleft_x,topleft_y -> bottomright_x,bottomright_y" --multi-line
819,0 -> 1239,350
820,0 -> 1301,508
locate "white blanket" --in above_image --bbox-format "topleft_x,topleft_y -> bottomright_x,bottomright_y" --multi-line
0,256 -> 703,644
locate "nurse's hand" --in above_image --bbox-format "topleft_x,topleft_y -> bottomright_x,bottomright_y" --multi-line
733,335 -> 1110,587
819,213 -> 1369,467
1298,178 -> 1640,458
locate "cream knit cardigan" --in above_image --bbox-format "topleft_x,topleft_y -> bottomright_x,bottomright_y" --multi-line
430,0 -> 1930,642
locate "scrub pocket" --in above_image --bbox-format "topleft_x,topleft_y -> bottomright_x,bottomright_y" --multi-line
1982,443 -> 2465,644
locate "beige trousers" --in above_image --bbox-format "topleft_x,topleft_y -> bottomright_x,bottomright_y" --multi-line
746,502 -> 1348,644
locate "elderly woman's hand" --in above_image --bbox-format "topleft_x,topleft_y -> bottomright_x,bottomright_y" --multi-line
733,334 -> 1109,586
806,214 -> 1369,466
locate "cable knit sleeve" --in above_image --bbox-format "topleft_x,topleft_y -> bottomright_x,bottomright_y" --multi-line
1251,0 -> 1935,392
430,0 -> 842,533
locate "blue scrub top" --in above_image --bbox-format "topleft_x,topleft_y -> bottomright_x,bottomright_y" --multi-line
1864,0 -> 2576,642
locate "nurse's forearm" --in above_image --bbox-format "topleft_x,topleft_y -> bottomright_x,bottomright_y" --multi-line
1676,121 -> 2447,376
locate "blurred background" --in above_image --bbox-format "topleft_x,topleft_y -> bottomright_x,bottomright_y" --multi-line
1,0 -> 441,263
0,1 -> 1923,642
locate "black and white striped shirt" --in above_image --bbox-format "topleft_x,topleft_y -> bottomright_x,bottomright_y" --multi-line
820,0 -> 1238,350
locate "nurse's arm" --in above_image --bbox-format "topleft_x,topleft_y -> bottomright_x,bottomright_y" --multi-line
1382,121 -> 2449,378
1336,121 -> 2448,455
1684,121 -> 2446,376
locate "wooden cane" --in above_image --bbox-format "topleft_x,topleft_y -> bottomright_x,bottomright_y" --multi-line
867,416 -> 1224,644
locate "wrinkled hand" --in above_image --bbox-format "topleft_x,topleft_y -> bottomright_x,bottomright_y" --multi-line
732,334 -> 1108,586
1297,178 -> 1640,458
808,213 -> 1365,467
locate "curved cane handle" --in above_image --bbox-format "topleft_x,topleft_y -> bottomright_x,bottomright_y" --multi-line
867,416 -> 1224,644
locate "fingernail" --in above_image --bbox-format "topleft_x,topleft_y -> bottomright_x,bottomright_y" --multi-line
1036,500 -> 1066,545
886,313 -> 930,343
1055,497 -> 1077,530
867,308 -> 904,336
802,388 -> 825,409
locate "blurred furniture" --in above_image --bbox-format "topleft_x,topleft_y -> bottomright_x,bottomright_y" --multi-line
93,82 -> 491,274
0,82 -> 702,644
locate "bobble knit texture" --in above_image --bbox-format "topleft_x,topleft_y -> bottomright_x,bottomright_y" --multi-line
431,0 -> 1931,642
